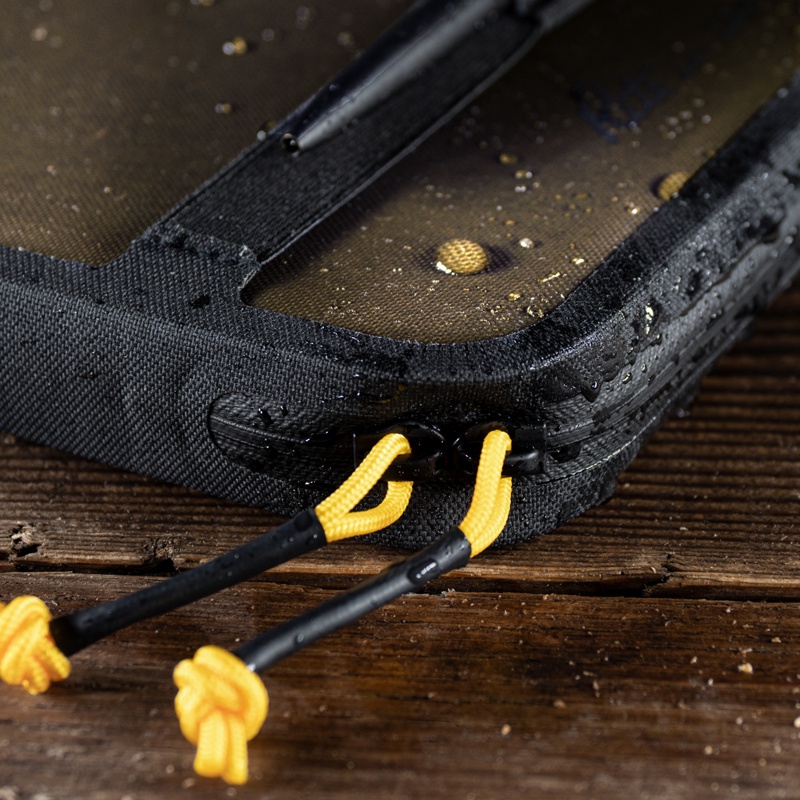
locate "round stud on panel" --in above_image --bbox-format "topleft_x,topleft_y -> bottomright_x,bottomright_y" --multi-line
435,239 -> 489,275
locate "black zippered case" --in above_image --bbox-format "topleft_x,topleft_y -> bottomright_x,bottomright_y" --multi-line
2,0 -> 799,546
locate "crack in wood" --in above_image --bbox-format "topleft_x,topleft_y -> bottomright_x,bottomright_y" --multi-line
9,523 -> 44,559
140,536 -> 178,575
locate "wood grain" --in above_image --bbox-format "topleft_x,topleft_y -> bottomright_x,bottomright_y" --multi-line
0,281 -> 799,799
3,575 -> 800,800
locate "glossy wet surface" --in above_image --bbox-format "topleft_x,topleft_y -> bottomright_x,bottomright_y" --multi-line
0,0 -> 410,264
246,0 -> 800,341
2,279 -> 800,799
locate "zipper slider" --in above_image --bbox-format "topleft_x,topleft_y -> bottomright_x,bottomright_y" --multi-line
453,422 -> 546,478
353,423 -> 446,481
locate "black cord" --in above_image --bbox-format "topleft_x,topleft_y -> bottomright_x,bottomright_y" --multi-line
50,510 -> 325,656
234,527 -> 471,673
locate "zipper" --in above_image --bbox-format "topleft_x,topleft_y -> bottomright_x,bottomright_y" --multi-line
208,406 -> 547,484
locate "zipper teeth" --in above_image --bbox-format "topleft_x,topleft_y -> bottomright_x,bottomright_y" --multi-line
209,238 -> 794,483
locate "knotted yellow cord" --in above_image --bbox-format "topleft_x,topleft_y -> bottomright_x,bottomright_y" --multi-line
0,596 -> 70,694
315,432 -> 413,541
173,430 -> 513,785
459,429 -> 513,556
174,645 -> 268,786
172,433 -> 412,784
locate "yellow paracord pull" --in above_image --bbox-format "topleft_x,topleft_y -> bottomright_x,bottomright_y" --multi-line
174,429 -> 514,786
0,596 -> 71,695
315,432 -> 412,541
174,645 -> 268,786
459,429 -> 513,556
0,433 -> 413,699
171,433 -> 414,784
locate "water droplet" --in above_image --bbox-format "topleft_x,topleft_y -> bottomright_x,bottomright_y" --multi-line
571,257 -> 585,266
519,237 -> 534,249
539,272 -> 561,284
622,373 -> 632,384
30,26 -> 48,42
498,153 -> 518,166
337,31 -> 355,47
525,305 -> 544,319
624,202 -> 640,216
581,379 -> 602,402
256,120 -> 278,141
435,239 -> 489,275
644,305 -> 656,334
222,36 -> 248,56
214,102 -> 234,115
656,171 -> 691,200
508,292 -> 521,301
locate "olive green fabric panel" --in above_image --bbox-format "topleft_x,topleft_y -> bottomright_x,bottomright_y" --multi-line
0,0 -> 410,265
246,0 -> 800,342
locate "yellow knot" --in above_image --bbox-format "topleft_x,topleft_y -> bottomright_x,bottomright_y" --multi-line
174,646 -> 268,785
0,596 -> 71,694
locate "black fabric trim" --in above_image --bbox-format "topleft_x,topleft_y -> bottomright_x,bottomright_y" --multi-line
1,28 -> 799,545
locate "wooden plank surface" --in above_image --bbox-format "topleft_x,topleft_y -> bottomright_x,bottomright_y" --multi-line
0,280 -> 799,799
3,575 -> 800,800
